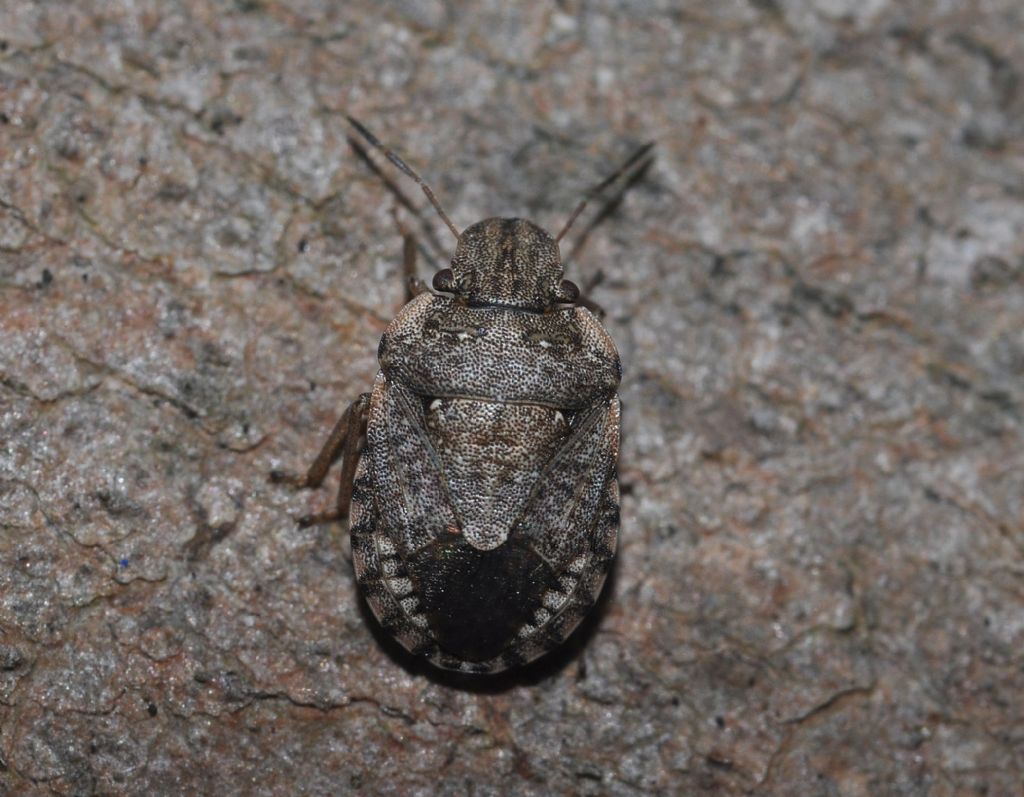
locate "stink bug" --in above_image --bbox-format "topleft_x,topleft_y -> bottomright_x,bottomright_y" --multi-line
273,118 -> 653,673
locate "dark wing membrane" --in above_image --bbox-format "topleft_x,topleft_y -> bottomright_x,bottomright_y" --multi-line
513,396 -> 621,570
405,534 -> 561,663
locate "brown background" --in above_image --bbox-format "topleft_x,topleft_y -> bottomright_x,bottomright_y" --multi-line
1,2 -> 1023,795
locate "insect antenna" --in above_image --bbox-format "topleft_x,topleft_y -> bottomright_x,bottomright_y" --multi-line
562,155 -> 655,270
555,141 -> 655,243
347,116 -> 461,241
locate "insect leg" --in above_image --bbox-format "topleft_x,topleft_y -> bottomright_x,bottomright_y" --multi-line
576,293 -> 606,319
270,393 -> 370,525
570,270 -> 605,318
270,406 -> 352,489
391,207 -> 427,302
331,391 -> 371,521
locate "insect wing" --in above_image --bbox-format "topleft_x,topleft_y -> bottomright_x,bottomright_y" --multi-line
364,376 -> 458,556
510,397 -> 620,635
516,396 -> 620,564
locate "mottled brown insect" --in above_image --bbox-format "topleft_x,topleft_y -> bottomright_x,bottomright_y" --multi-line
274,118 -> 652,673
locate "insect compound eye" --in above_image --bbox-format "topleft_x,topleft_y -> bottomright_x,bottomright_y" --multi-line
432,268 -> 457,293
556,279 -> 580,303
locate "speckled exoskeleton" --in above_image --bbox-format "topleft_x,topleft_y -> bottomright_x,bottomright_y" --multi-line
273,118 -> 652,673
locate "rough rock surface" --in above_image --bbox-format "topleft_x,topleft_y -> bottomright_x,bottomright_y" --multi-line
1,2 -> 1022,795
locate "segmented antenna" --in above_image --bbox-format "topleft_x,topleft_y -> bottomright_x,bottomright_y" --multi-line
346,116 -> 461,241
555,141 -> 655,243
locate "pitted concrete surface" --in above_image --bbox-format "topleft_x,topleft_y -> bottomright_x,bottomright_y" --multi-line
1,2 -> 1022,795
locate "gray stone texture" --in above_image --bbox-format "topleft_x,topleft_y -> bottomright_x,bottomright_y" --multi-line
1,1 -> 1022,794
